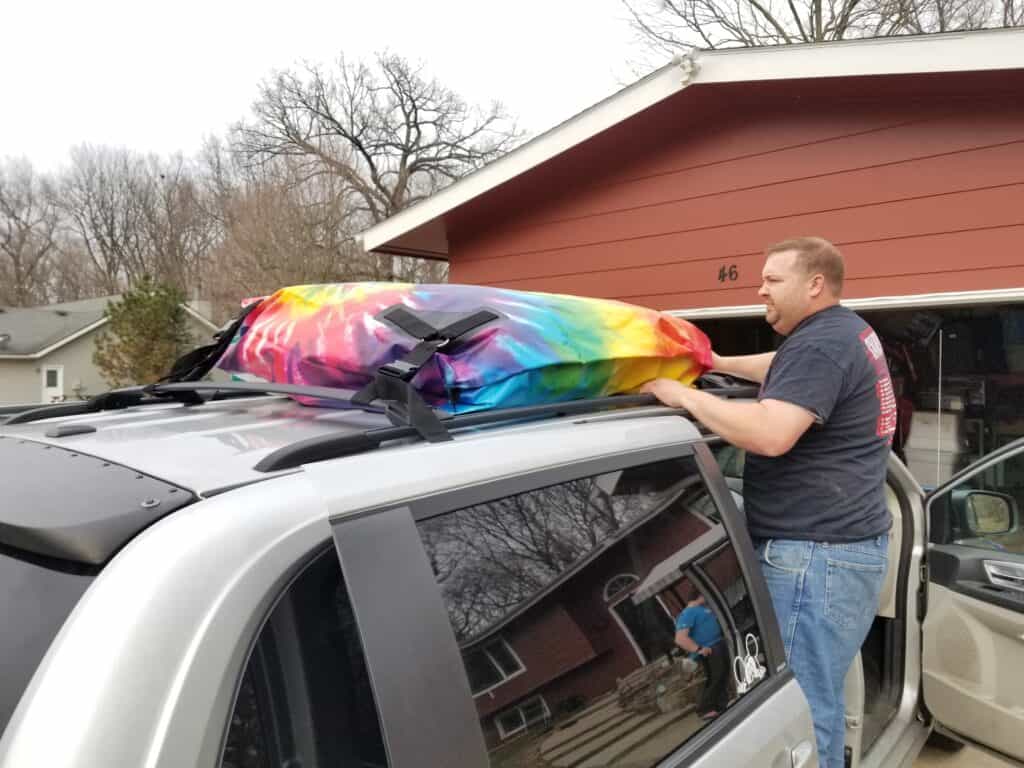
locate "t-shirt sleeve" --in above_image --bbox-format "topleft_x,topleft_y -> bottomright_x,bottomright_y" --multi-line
761,343 -> 845,424
675,606 -> 696,632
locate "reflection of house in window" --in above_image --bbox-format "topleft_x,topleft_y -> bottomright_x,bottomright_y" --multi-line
495,695 -> 550,740
465,638 -> 525,696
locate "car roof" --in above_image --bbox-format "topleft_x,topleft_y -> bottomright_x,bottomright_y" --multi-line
0,394 -> 706,497
1,396 -> 397,495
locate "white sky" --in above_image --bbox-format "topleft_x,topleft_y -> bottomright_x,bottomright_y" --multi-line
1,0 -> 654,172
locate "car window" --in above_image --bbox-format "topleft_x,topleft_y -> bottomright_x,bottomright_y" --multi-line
930,449 -> 1024,553
415,454 -> 769,767
220,549 -> 387,768
0,549 -> 93,738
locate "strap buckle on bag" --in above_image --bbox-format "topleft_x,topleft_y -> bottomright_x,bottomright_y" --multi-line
378,337 -> 450,381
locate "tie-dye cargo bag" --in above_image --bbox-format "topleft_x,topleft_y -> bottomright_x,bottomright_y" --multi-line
214,283 -> 712,413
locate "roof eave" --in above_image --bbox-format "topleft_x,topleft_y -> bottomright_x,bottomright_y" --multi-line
361,27 -> 1024,259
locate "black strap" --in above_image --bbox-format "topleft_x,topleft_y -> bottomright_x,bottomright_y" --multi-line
160,300 -> 263,383
354,308 -> 498,400
351,307 -> 499,441
381,306 -> 441,341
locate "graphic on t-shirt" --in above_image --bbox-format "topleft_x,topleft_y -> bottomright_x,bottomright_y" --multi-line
860,328 -> 897,443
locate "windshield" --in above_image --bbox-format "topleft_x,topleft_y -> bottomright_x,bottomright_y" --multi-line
0,547 -> 93,737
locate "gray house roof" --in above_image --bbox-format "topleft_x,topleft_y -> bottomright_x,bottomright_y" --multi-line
0,296 -> 217,359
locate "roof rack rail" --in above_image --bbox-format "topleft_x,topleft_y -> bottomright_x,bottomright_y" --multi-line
254,382 -> 759,472
3,384 -> 272,426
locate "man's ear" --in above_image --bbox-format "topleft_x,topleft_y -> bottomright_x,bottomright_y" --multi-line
808,273 -> 826,298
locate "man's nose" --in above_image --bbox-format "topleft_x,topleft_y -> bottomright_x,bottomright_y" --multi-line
757,282 -> 769,297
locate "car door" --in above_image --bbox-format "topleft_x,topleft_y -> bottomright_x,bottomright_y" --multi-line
921,436 -> 1024,764
326,440 -> 821,768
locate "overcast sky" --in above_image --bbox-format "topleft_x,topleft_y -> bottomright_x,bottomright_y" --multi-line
2,0 -> 654,171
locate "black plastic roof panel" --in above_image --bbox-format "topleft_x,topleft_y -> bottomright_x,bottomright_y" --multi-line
0,436 -> 195,565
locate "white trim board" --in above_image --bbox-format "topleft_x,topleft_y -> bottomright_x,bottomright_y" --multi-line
362,28 -> 1024,258
670,287 -> 1024,320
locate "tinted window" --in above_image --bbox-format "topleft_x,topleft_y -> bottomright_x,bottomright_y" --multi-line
0,548 -> 92,738
417,455 -> 768,766
221,550 -> 387,768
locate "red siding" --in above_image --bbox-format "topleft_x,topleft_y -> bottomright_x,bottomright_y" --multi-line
445,72 -> 1024,311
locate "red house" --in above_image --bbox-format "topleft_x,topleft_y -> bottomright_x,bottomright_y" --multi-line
364,29 -> 1024,489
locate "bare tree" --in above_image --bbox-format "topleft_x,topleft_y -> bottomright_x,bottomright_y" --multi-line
57,145 -> 153,293
622,0 -> 1020,51
0,159 -> 60,306
201,140 -> 377,319
228,52 -> 519,284
140,154 -> 219,294
234,52 -> 522,225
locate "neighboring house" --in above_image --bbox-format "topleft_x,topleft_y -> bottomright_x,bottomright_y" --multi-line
0,296 -> 219,405
363,28 -> 1024,488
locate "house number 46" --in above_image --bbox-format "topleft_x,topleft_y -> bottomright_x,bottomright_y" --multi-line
717,264 -> 738,282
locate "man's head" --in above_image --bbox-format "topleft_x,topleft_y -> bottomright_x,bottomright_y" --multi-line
687,593 -> 706,608
759,236 -> 844,335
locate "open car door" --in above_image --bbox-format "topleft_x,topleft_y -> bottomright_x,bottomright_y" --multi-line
921,436 -> 1024,764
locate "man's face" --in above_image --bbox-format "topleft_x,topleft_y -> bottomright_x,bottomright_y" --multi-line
759,250 -> 814,336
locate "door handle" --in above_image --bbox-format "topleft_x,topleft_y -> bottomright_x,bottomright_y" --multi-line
984,561 -> 1024,593
791,740 -> 815,768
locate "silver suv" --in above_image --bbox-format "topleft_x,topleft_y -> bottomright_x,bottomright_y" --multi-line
1,380 -> 1022,768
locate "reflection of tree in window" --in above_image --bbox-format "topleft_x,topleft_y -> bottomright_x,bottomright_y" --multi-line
419,460 -> 700,644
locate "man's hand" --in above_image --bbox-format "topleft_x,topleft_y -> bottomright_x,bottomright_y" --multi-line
641,377 -> 816,457
641,378 -> 690,409
699,646 -> 713,657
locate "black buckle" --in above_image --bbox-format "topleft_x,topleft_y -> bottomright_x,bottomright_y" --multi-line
379,360 -> 421,379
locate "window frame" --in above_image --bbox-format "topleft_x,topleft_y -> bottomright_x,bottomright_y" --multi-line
494,695 -> 551,740
468,637 -> 527,698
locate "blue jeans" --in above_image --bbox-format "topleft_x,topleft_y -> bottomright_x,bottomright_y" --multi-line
755,535 -> 889,768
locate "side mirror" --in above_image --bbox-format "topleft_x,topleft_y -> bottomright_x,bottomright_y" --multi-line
957,490 -> 1018,536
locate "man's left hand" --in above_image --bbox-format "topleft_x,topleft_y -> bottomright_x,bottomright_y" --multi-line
641,378 -> 692,409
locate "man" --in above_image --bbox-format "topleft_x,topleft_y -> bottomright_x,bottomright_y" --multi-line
674,593 -> 729,720
643,237 -> 893,768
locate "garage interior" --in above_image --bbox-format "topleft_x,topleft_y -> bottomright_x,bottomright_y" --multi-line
698,301 -> 1024,491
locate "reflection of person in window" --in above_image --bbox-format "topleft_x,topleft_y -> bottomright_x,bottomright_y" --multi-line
675,594 -> 728,719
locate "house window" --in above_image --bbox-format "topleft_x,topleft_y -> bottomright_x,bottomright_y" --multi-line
495,696 -> 550,740
604,574 -> 640,602
465,638 -> 525,695
45,369 -> 59,388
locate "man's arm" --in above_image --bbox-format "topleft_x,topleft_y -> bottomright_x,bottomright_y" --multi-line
675,628 -> 711,656
711,352 -> 776,384
642,380 -> 816,457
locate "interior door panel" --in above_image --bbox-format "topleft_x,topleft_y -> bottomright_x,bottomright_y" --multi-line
923,546 -> 1024,762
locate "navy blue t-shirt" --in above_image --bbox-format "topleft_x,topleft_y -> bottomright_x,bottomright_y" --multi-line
743,305 -> 895,542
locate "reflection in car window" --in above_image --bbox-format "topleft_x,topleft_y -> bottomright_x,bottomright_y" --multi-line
221,550 -> 387,768
932,450 -> 1024,554
417,455 -> 767,767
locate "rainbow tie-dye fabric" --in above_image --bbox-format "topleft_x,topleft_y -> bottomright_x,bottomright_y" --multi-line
216,283 -> 712,412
